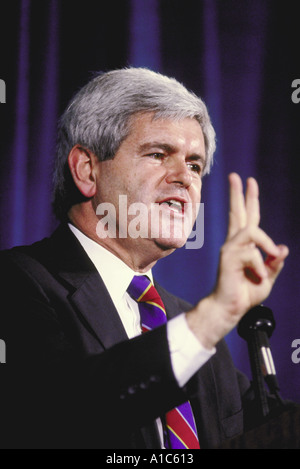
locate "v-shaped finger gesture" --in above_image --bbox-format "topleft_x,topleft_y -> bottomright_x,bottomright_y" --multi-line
187,173 -> 289,350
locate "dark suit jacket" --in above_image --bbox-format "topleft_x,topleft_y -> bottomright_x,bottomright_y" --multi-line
0,224 -> 253,449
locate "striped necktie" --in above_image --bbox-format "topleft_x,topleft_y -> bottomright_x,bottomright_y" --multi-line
127,275 -> 200,449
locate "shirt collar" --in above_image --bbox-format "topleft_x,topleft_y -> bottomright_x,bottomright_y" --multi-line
68,223 -> 153,303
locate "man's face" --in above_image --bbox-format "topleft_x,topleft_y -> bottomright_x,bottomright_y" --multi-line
93,113 -> 206,259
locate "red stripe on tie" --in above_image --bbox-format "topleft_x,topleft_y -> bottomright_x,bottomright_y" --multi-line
141,288 -> 165,310
166,408 -> 200,449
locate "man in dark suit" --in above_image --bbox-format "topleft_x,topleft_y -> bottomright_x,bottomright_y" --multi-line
0,68 -> 288,449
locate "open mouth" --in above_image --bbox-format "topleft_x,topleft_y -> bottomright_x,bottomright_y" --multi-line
158,198 -> 185,214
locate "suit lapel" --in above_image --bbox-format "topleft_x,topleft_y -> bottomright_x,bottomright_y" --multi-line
154,282 -> 183,320
50,224 -> 128,350
70,272 -> 128,349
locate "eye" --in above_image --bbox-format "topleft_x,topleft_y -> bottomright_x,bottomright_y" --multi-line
147,153 -> 165,160
187,162 -> 202,175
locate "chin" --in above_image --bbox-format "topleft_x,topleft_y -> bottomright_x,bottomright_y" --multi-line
154,236 -> 187,251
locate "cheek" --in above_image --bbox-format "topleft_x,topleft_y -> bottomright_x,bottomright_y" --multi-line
115,173 -> 151,211
105,165 -> 133,196
191,181 -> 202,204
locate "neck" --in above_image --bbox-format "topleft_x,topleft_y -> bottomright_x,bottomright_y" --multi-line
68,205 -> 173,273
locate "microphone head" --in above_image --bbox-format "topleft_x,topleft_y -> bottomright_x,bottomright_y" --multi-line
238,305 -> 276,340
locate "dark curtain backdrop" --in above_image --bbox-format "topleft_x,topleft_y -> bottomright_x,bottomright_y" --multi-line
1,0 -> 299,404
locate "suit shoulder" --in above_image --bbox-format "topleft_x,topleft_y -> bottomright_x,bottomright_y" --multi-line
0,225 -> 73,291
0,234 -> 54,276
0,224 -> 75,273
0,236 -> 57,300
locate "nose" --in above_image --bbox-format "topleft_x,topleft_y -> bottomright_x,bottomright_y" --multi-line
165,157 -> 193,188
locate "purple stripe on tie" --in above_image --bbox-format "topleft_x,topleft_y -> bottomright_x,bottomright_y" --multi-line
127,275 -> 150,300
138,302 -> 167,330
168,432 -> 187,450
176,402 -> 198,437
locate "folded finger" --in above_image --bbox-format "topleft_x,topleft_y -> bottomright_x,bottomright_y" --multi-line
230,225 -> 281,258
240,246 -> 268,283
265,245 -> 289,277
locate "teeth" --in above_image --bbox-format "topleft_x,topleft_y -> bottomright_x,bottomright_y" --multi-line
161,199 -> 182,212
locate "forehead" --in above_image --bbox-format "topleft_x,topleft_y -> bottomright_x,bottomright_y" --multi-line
126,113 -> 205,152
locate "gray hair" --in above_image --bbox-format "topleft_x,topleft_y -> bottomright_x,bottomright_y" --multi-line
52,67 -> 216,220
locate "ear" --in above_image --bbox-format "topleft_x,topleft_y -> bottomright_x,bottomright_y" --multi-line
68,145 -> 98,198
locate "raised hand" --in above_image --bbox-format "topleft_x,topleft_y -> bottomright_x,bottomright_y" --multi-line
187,173 -> 289,350
213,173 -> 288,314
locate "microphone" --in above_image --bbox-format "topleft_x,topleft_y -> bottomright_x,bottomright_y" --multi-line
238,305 -> 283,418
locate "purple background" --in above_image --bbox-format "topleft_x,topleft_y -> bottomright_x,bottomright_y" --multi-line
0,0 -> 299,404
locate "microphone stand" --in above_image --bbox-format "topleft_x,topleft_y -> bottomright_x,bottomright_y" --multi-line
238,305 -> 285,421
218,305 -> 300,448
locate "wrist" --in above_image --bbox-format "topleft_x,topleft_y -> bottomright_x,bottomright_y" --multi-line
186,295 -> 222,350
186,294 -> 238,350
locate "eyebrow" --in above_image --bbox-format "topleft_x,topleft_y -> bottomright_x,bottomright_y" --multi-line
138,141 -> 207,168
138,141 -> 176,154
